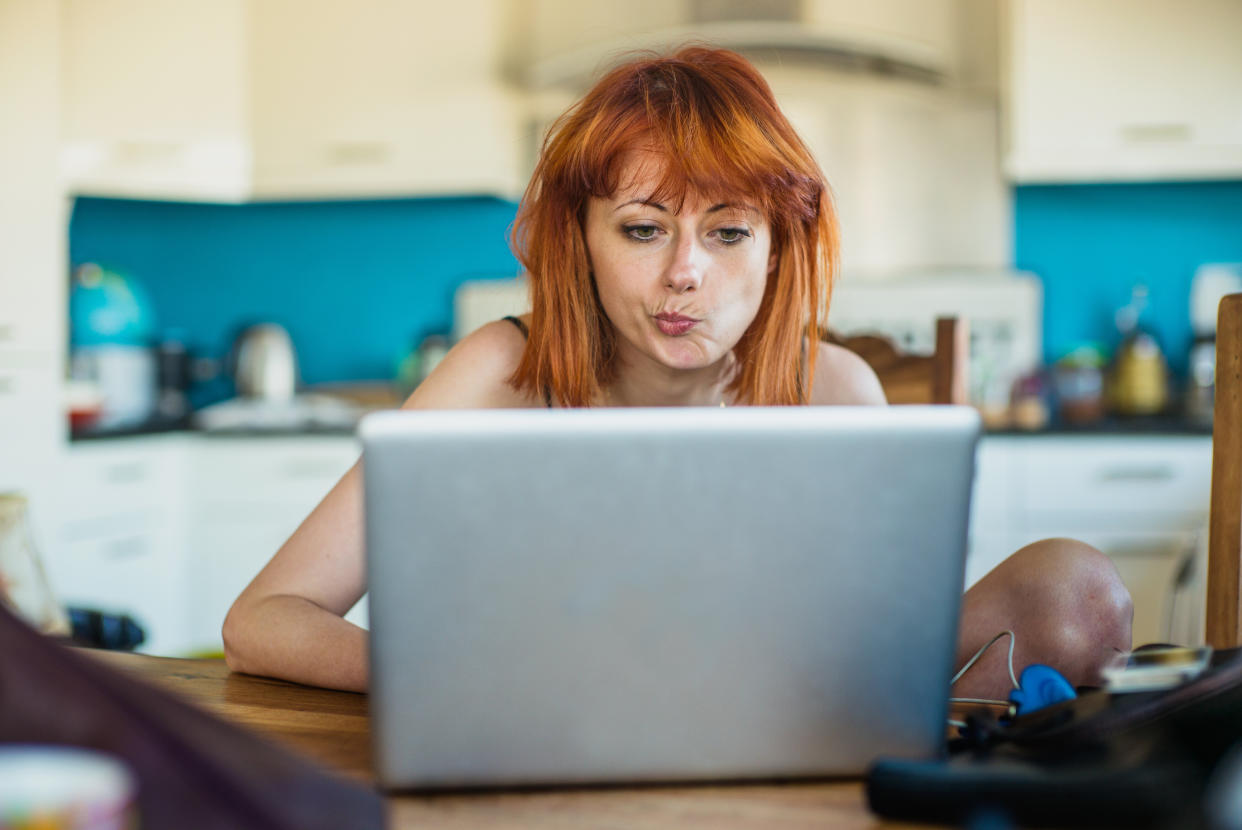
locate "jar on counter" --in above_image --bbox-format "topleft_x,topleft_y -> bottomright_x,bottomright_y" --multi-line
1109,284 -> 1170,417
1052,344 -> 1108,425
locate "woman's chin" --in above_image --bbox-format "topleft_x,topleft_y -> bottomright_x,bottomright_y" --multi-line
651,340 -> 719,371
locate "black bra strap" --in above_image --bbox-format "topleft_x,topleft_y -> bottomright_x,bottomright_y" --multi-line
502,315 -> 529,338
500,316 -> 552,408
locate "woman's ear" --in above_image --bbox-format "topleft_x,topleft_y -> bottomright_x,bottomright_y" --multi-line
768,250 -> 779,275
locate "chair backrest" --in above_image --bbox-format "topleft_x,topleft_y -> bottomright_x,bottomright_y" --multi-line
1207,294 -> 1242,648
825,317 -> 970,405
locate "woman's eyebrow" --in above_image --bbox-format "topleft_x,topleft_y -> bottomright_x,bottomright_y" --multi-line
707,203 -> 760,217
614,198 -> 666,212
613,200 -> 759,216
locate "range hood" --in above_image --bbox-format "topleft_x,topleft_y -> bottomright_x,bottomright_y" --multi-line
523,6 -> 952,91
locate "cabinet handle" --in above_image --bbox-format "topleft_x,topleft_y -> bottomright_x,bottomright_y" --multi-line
1097,465 -> 1174,483
1119,123 -> 1192,144
0,323 -> 13,343
103,463 -> 147,484
0,375 -> 13,396
279,460 -> 349,479
104,536 -> 148,559
324,142 -> 394,166
112,141 -> 182,163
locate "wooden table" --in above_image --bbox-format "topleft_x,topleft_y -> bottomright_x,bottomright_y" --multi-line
93,651 -> 926,829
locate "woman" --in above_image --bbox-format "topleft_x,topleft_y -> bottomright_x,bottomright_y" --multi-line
223,46 -> 1132,699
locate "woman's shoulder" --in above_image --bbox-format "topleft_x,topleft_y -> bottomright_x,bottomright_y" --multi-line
401,316 -> 543,410
807,340 -> 887,405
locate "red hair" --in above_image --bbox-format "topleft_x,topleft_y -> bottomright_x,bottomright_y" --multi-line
509,45 -> 838,406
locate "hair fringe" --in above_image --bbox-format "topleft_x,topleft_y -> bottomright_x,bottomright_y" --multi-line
509,46 -> 838,407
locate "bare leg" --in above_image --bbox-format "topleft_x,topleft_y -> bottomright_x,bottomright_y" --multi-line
953,538 -> 1133,702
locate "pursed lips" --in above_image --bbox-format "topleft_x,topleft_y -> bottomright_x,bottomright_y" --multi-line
654,311 -> 700,336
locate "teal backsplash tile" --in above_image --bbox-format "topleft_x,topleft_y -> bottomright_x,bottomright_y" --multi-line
69,196 -> 522,389
1015,180 -> 1242,374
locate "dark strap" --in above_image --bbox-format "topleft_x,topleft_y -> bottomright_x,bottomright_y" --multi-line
501,316 -> 552,408
502,315 -> 529,338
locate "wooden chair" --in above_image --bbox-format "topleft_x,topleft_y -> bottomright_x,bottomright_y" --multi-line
1207,293 -> 1242,648
825,317 -> 970,405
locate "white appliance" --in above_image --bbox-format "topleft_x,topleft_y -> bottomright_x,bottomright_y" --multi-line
69,345 -> 157,429
827,270 -> 1043,409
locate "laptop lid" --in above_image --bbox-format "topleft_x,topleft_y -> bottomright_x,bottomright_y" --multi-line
361,406 -> 980,789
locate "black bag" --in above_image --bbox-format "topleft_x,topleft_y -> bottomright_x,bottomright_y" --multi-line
867,648 -> 1242,828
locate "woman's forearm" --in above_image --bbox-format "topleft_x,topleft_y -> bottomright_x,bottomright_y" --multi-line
222,594 -> 369,693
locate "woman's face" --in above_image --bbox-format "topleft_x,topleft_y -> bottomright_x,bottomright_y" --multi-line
584,151 -> 774,373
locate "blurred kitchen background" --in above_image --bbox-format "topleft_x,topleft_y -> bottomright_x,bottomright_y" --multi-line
2,0 -> 1241,656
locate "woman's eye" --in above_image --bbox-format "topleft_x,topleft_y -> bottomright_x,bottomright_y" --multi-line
716,227 -> 751,244
624,225 -> 660,242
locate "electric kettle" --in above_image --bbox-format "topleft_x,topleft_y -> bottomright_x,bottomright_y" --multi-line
231,323 -> 299,401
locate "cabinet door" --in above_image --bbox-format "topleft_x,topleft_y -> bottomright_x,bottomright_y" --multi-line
965,438 -> 1021,588
1005,0 -> 1242,181
0,359 -> 63,553
0,0 -> 65,352
50,438 -> 191,655
1016,436 -> 1211,531
61,0 -> 523,200
60,0 -> 251,200
53,515 -> 187,655
247,0 -> 521,199
186,438 -> 360,652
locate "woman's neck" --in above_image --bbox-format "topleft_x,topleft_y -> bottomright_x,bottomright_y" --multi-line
602,353 -> 736,408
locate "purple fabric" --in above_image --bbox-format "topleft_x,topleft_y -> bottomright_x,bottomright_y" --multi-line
0,603 -> 383,829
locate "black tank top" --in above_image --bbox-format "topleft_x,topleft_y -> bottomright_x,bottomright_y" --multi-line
502,316 -> 554,408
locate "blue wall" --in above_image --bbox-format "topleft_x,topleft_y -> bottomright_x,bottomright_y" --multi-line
68,196 -> 521,388
1014,181 -> 1242,375
68,181 -> 1242,393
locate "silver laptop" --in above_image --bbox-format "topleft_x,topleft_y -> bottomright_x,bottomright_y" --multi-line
360,406 -> 980,789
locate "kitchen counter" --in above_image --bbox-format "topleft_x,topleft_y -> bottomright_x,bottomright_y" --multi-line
69,412 -> 1214,442
989,413 -> 1212,437
70,423 -> 359,441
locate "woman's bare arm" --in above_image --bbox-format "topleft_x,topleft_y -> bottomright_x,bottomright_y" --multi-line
221,321 -> 532,691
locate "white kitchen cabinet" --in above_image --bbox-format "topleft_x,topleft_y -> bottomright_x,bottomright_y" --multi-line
1003,0 -> 1242,182
50,434 -> 360,657
60,0 -> 525,201
184,436 -> 361,653
48,436 -> 191,656
0,0 -> 68,564
967,435 -> 1213,647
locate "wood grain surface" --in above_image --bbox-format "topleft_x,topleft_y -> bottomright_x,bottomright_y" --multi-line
90,651 -> 926,829
1209,293 -> 1242,649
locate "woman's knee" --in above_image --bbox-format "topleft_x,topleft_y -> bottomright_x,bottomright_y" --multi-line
1006,538 -> 1133,679
962,537 -> 1133,688
1008,538 -> 1132,634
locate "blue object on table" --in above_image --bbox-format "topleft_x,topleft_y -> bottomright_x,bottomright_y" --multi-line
1009,664 -> 1078,716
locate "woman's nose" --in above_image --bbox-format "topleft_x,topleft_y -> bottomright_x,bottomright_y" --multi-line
665,236 -> 704,294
